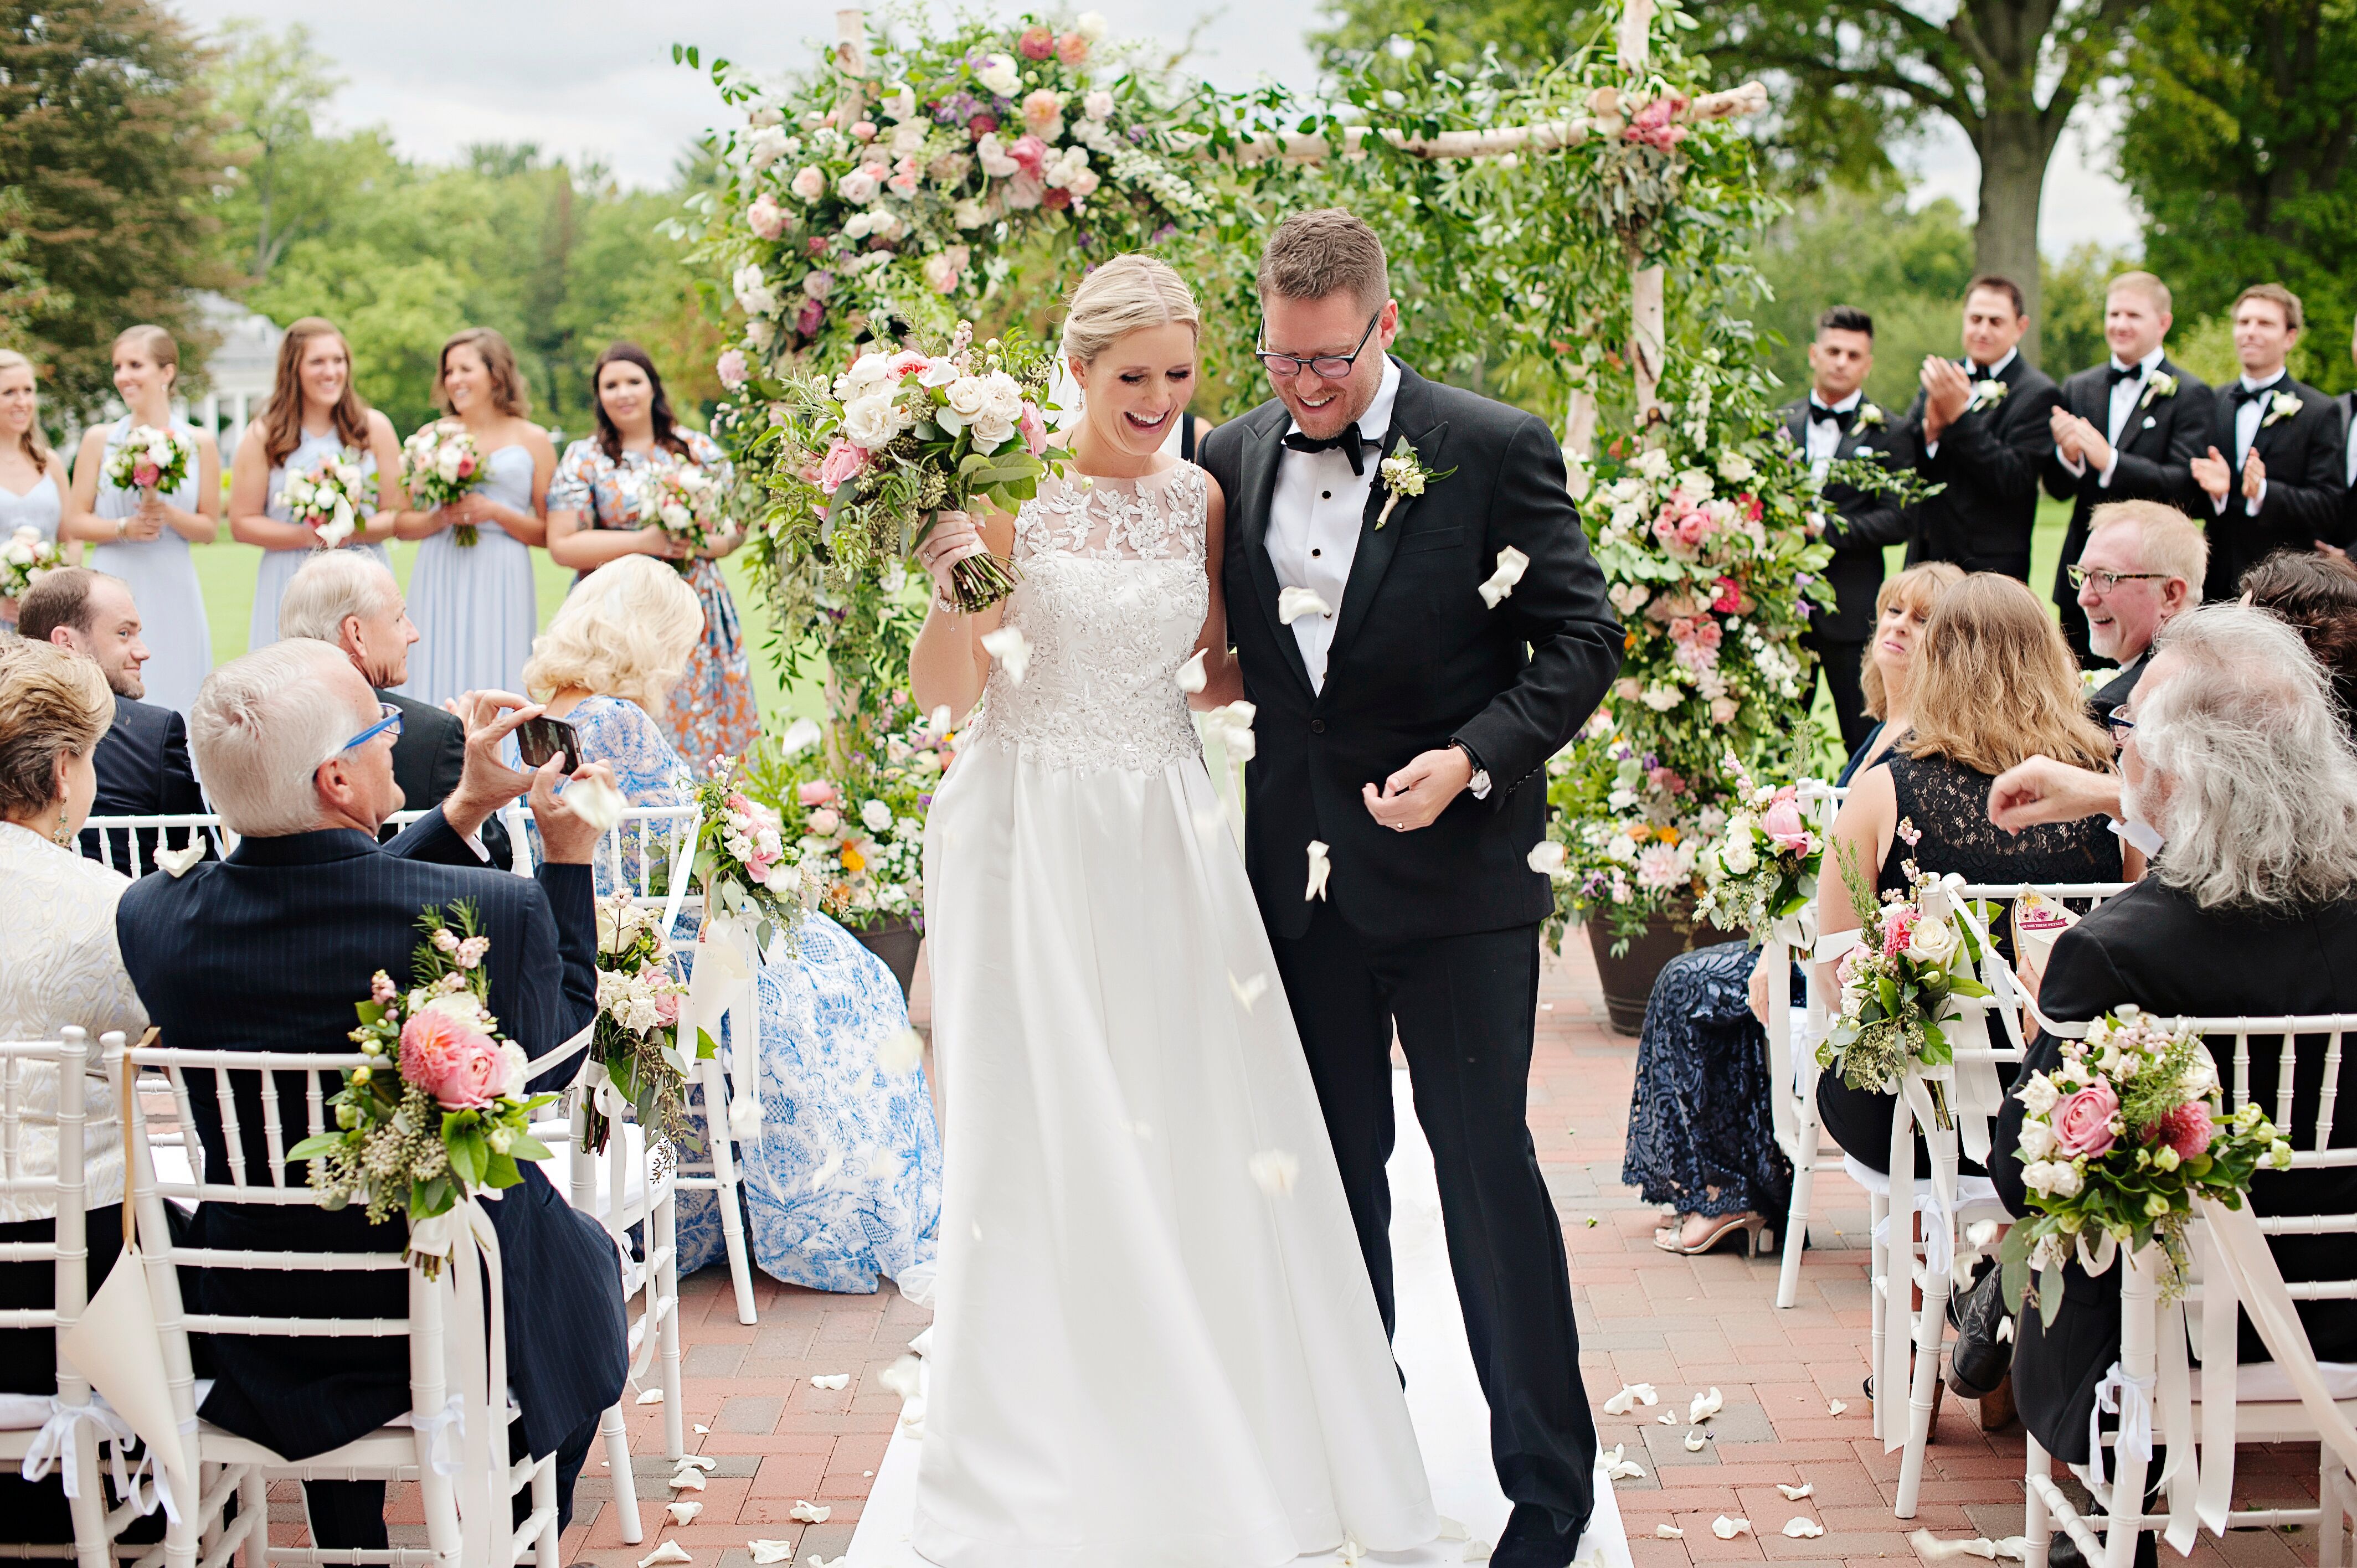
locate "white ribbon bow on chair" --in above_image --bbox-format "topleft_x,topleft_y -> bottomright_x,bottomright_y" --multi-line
19,1397 -> 138,1504
409,1195 -> 507,1565
1929,878 -> 2010,1166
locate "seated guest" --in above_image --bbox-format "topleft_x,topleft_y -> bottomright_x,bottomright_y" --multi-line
113,639 -> 626,1551
17,566 -> 206,876
1815,573 -> 2123,1176
519,557 -> 942,1294
1990,606 -> 2357,1511
2069,501 -> 2205,719
1629,563 -> 1960,1256
2240,550 -> 2357,735
277,549 -> 511,867
0,640 -> 143,1544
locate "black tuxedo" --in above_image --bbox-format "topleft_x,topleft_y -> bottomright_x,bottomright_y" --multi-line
1994,880 -> 2357,1463
114,809 -> 621,1545
379,685 -> 511,868
79,694 -> 208,877
2199,374 -> 2351,600
1901,352 -> 2064,580
2039,359 -> 2214,660
2086,651 -> 2147,722
1199,359 -> 1619,1543
1778,398 -> 1916,750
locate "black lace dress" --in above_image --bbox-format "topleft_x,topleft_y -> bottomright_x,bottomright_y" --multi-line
1815,749 -> 2122,1174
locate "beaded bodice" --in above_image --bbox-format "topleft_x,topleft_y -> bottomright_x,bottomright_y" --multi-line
964,464 -> 1210,773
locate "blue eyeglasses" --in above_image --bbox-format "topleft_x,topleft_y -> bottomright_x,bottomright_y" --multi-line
328,702 -> 403,761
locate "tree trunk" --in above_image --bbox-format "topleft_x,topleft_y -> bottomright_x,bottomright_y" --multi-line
1974,105 -> 2055,364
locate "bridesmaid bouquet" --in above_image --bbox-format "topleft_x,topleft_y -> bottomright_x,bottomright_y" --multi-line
1816,835 -> 1992,1098
627,461 -> 725,569
104,424 -> 192,497
589,893 -> 704,1153
2000,1007 -> 2293,1323
289,900 -> 558,1276
0,524 -> 63,610
274,449 -> 372,549
771,321 -> 1065,611
401,422 -> 488,546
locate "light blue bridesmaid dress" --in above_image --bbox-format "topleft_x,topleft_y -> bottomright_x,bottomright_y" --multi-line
248,427 -> 391,651
0,470 -> 61,544
400,443 -> 537,706
87,417 -> 210,718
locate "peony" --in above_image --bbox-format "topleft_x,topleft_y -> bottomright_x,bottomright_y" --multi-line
2153,1100 -> 2215,1159
716,349 -> 749,390
807,807 -> 841,836
976,52 -> 1022,96
1711,576 -> 1743,613
816,439 -> 867,491
1634,843 -> 1687,891
923,248 -> 966,295
2052,1082 -> 2121,1158
796,780 -> 837,807
1879,906 -> 1918,958
790,165 -> 825,202
861,799 -> 893,832
399,1009 -> 504,1111
1761,797 -> 1809,853
1019,23 -> 1057,59
835,167 -> 882,205
1021,91 -> 1064,140
1007,133 -> 1049,176
747,194 -> 787,239
1084,89 -> 1115,121
1058,30 -> 1090,64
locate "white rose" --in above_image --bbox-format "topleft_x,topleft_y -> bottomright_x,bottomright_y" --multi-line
1605,834 -> 1638,864
944,376 -> 989,417
1084,89 -> 1115,121
833,352 -> 896,402
977,52 -> 1021,96
732,263 -> 778,316
1632,448 -> 1671,482
746,126 -> 791,171
861,799 -> 893,832
1903,916 -> 1959,968
953,197 -> 990,229
497,1041 -> 530,1099
2017,1070 -> 2061,1115
1718,832 -> 1757,876
891,120 -> 926,158
1077,11 -> 1109,40
975,133 -> 1020,179
836,167 -> 882,205
436,448 -> 462,483
841,392 -> 902,450
2016,1120 -> 2057,1161
790,165 -> 825,202
1716,451 -> 1755,484
1675,468 -> 1715,498
981,372 -> 1025,422
969,411 -> 1016,450
2045,1162 -> 2084,1199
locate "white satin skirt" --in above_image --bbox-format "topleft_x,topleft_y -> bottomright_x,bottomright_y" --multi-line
915,740 -> 1438,1567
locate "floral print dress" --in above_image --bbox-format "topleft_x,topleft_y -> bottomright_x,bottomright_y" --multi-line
549,430 -> 759,775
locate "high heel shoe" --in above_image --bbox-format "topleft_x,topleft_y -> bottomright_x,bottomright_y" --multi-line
1652,1212 -> 1772,1257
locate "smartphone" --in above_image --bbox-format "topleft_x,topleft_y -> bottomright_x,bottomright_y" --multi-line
517,715 -> 581,773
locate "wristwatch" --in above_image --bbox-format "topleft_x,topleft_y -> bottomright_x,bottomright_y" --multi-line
1452,739 -> 1492,801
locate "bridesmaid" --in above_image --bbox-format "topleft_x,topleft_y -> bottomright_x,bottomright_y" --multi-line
0,352 -> 72,630
64,327 -> 218,717
547,342 -> 756,771
395,328 -> 550,706
228,317 -> 404,648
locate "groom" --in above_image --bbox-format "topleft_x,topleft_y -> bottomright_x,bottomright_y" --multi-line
1199,208 -> 1623,1567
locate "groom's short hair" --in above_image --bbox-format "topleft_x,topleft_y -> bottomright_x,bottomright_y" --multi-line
1260,209 -> 1390,313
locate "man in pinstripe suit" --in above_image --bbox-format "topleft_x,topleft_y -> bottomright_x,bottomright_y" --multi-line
115,639 -> 627,1551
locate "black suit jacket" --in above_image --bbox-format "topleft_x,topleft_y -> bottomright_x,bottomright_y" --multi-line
1777,399 -> 1917,644
114,808 -> 620,1463
2085,652 -> 2146,722
80,694 -> 209,877
1993,879 -> 2357,1463
1198,359 -> 1623,943
2039,359 -> 2214,614
2200,375 -> 2351,600
379,685 -> 511,868
1901,353 -> 2065,579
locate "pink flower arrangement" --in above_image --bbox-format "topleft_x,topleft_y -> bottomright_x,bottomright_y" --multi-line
717,349 -> 749,391
1880,905 -> 1919,959
850,120 -> 877,141
816,439 -> 867,491
2052,1082 -> 2121,1158
1021,89 -> 1064,137
1624,94 -> 1691,150
807,806 -> 842,836
1018,23 -> 1057,59
399,1009 -> 505,1112
747,194 -> 787,239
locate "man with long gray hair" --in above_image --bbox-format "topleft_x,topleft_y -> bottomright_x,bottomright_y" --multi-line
112,639 -> 626,1551
1980,605 -> 2357,1540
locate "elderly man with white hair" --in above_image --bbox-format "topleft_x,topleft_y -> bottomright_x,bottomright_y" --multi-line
1973,605 -> 2357,1558
112,639 -> 627,1554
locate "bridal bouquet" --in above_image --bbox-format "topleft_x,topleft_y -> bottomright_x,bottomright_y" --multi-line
692,772 -> 811,953
400,423 -> 488,545
2000,1007 -> 2293,1323
627,461 -> 727,568
771,321 -> 1065,611
1695,752 -> 1824,937
589,893 -> 704,1153
1816,834 -> 1992,1097
274,449 -> 372,549
0,524 -> 63,605
289,901 -> 558,1275
104,424 -> 192,496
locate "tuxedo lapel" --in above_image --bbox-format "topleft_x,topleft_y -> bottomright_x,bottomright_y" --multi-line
1237,413 -> 1315,699
1327,366 -> 1450,673
1783,405 -> 1809,449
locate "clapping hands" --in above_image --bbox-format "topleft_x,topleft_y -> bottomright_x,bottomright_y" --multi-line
2049,409 -> 2113,473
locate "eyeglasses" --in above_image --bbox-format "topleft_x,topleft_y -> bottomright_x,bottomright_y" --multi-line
2104,710 -> 2137,740
1255,310 -> 1383,381
326,702 -> 402,764
2068,566 -> 2173,594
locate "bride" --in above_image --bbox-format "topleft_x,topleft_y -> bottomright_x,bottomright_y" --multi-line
909,255 -> 1439,1565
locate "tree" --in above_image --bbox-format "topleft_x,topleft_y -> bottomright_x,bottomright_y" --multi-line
2116,0 -> 2357,391
0,0 -> 222,416
210,18 -> 343,283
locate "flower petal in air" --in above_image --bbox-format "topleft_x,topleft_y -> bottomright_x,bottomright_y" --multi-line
1711,1516 -> 1751,1540
1783,1518 -> 1825,1539
156,842 -> 205,877
638,1544 -> 693,1567
1305,839 -> 1331,901
1176,648 -> 1208,693
1777,1482 -> 1813,1500
566,773 -> 628,835
980,625 -> 1032,684
748,1544 -> 794,1566
1478,546 -> 1530,608
1229,971 -> 1269,1013
1527,840 -> 1567,876
1249,1148 -> 1300,1196
1689,1386 -> 1723,1422
810,1373 -> 850,1390
788,1500 -> 832,1524
1278,585 -> 1332,624
876,1026 -> 924,1076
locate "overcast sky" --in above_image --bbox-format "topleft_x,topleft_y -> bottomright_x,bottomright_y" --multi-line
164,0 -> 2137,256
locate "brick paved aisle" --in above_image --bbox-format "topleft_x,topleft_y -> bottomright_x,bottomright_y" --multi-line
365,939 -> 2330,1567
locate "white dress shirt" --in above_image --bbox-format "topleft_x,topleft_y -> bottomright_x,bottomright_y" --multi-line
1267,357 -> 1400,694
2216,372 -> 2284,514
1923,347 -> 2016,459
1803,389 -> 1862,478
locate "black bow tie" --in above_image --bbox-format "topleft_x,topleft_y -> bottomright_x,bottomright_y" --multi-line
2230,378 -> 2283,406
1283,423 -> 1376,476
2107,363 -> 2145,386
1808,402 -> 1855,434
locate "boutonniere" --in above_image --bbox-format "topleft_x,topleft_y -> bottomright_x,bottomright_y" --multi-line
1855,404 -> 1886,431
2263,388 -> 2302,428
1966,379 -> 2008,414
1375,442 -> 1455,528
2138,372 -> 2178,410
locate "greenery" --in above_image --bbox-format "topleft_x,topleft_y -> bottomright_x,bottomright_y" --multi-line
0,0 -> 221,417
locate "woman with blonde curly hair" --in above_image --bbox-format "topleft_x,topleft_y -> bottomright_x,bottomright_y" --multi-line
524,556 -> 941,1298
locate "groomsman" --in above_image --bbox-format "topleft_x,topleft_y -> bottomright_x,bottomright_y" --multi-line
1901,276 -> 2063,581
2040,272 -> 2214,662
2190,283 -> 2350,599
1778,306 -> 1917,752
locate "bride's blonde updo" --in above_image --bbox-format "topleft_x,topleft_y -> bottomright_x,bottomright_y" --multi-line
1059,254 -> 1200,367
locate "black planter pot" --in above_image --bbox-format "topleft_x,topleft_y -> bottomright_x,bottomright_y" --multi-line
1585,904 -> 1703,1036
854,918 -> 922,1001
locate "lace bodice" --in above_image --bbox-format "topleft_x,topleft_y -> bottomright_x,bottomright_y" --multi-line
963,465 -> 1211,773
1880,749 -> 2123,955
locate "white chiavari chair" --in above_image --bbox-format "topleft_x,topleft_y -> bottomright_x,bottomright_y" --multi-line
1766,780 -> 1846,1308
120,1039 -> 561,1568
75,817 -> 233,882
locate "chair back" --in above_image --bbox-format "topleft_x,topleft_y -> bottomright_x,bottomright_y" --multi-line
0,1027 -> 95,1360
77,814 -> 234,880
511,803 -> 701,940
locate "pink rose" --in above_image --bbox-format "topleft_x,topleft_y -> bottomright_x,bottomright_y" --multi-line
1065,166 -> 1100,200
1018,24 -> 1056,59
1018,402 -> 1048,456
1057,31 -> 1090,64
790,165 -> 825,202
807,807 -> 841,835
717,349 -> 749,390
850,119 -> 877,141
399,1010 -> 503,1111
816,439 -> 867,490
796,780 -> 837,806
1673,511 -> 1713,549
2053,1082 -> 2121,1158
1003,171 -> 1046,210
655,991 -> 682,1027
455,455 -> 475,478
1624,94 -> 1690,149
1007,132 -> 1049,176
1761,797 -> 1808,852
133,464 -> 159,488
747,193 -> 787,239
1646,766 -> 1686,795
2154,1100 -> 2214,1159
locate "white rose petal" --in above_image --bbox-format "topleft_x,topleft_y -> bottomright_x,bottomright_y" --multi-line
1176,648 -> 1208,693
1777,1482 -> 1813,1499
1478,546 -> 1530,608
876,1027 -> 924,1076
1712,1516 -> 1751,1540
1305,839 -> 1331,901
748,1544 -> 793,1566
810,1373 -> 850,1390
1601,1381 -> 1659,1415
667,1469 -> 704,1492
1228,972 -> 1269,1013
1827,1397 -> 1848,1415
788,1500 -> 831,1523
1528,840 -> 1568,876
636,1386 -> 666,1405
667,1502 -> 704,1525
1784,1518 -> 1826,1539
1689,1386 -> 1723,1422
638,1545 -> 693,1567
981,626 -> 1032,684
1682,1429 -> 1706,1451
1655,1525 -> 1684,1539
1278,585 -> 1332,623
1602,1444 -> 1645,1481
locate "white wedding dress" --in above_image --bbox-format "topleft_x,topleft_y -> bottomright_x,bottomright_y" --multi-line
917,465 -> 1439,1566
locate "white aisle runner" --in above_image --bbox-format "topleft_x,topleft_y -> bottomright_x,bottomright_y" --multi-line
846,1068 -> 1633,1567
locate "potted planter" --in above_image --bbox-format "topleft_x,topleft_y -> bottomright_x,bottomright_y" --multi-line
1584,901 -> 1702,1035
855,918 -> 922,1001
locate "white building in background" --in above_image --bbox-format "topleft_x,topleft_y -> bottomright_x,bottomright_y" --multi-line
188,292 -> 282,461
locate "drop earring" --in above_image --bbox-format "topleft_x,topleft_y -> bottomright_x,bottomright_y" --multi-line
52,806 -> 69,845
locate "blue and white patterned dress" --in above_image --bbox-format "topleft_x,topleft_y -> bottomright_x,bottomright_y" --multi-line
401,443 -> 537,707
248,427 -> 391,651
560,693 -> 943,1294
